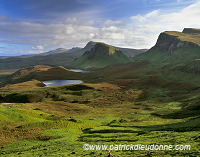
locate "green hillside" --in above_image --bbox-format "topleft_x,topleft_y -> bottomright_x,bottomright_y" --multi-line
70,43 -> 131,69
87,28 -> 200,85
134,29 -> 200,69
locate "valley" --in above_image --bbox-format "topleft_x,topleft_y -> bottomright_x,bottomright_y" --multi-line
0,28 -> 199,156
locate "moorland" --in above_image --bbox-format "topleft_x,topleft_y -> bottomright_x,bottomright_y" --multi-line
0,28 -> 199,157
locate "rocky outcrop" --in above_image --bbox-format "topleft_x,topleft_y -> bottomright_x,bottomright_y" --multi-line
154,32 -> 199,52
155,32 -> 198,52
182,28 -> 200,34
134,28 -> 200,66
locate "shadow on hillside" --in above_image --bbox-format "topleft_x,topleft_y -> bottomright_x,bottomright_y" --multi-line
106,116 -> 200,132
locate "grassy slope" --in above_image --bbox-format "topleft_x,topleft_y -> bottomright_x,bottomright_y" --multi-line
0,67 -> 199,156
134,45 -> 200,66
133,30 -> 200,67
0,30 -> 200,156
0,82 -> 199,156
0,80 -> 45,91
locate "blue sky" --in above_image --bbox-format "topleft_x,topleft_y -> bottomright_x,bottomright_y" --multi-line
0,0 -> 200,56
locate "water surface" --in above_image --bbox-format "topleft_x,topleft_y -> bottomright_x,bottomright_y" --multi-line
43,80 -> 83,87
70,69 -> 91,73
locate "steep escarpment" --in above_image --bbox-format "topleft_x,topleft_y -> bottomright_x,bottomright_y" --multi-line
134,28 -> 200,65
182,28 -> 200,34
154,30 -> 200,52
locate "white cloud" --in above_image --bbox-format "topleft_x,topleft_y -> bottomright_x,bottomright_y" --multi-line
63,17 -> 94,26
128,1 -> 200,47
0,0 -> 200,54
131,10 -> 160,22
102,20 -> 125,27
32,45 -> 44,50
64,17 -> 78,24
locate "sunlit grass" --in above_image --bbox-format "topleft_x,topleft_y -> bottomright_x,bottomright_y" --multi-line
0,82 -> 199,156
165,31 -> 200,45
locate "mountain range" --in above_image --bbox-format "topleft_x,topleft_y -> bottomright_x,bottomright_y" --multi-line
79,28 -> 200,86
0,28 -> 199,85
1,28 -> 198,85
0,41 -> 147,69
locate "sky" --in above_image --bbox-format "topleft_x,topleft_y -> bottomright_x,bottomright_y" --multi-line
0,0 -> 200,56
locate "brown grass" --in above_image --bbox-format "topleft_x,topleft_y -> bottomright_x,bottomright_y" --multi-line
0,80 -> 44,91
165,31 -> 200,45
0,125 -> 41,145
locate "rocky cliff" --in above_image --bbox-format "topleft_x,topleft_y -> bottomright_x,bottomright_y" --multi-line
134,28 -> 200,66
154,29 -> 200,52
182,28 -> 200,34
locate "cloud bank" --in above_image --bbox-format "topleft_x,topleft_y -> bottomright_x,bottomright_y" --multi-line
0,0 -> 200,55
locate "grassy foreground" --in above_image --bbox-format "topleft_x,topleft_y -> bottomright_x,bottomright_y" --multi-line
0,81 -> 199,156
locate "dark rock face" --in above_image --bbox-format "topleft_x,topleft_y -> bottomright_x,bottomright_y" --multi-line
83,41 -> 97,52
83,43 -> 120,60
182,28 -> 200,34
154,32 -> 198,52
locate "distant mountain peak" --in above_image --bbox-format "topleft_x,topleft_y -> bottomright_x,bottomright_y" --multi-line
88,41 -> 97,44
54,48 -> 67,51
35,48 -> 68,56
70,42 -> 130,69
83,41 -> 97,51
